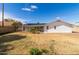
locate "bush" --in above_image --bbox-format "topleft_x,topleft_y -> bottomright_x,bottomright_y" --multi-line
0,52 -> 7,55
30,48 -> 42,55
49,40 -> 56,54
29,28 -> 40,34
41,49 -> 49,53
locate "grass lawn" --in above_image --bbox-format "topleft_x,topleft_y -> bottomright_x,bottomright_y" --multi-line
0,32 -> 79,55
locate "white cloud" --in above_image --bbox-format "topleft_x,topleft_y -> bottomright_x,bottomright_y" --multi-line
21,5 -> 38,12
21,8 -> 32,11
31,5 -> 38,9
56,17 -> 61,19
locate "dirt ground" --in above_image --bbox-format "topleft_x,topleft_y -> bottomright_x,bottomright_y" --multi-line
0,32 -> 79,55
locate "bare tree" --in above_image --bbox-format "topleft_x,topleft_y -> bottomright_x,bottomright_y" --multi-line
12,21 -> 22,31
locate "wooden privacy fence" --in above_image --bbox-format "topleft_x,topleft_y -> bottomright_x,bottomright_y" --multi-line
0,26 -> 15,34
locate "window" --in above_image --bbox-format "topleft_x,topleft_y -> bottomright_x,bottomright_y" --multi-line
54,26 -> 56,29
47,26 -> 49,29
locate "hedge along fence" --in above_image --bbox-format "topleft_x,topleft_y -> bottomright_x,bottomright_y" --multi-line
0,26 -> 15,35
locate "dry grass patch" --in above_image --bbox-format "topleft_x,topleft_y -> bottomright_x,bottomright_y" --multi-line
0,32 -> 79,55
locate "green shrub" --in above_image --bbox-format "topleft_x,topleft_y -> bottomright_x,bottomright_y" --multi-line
41,49 -> 49,53
29,28 -> 40,34
30,48 -> 42,55
49,40 -> 56,54
0,52 -> 7,55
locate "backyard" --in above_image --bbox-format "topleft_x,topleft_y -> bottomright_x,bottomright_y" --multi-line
0,32 -> 79,55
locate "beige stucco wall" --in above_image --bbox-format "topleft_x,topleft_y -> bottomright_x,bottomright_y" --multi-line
44,25 -> 72,33
72,26 -> 79,33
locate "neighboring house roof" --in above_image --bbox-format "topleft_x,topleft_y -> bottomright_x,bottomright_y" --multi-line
45,20 -> 74,28
27,23 -> 46,25
0,19 -> 22,27
25,23 -> 46,27
0,21 -> 14,27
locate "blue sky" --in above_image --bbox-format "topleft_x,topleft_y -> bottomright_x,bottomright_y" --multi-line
0,3 -> 79,24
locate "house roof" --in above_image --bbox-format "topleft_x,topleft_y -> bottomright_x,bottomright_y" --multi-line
24,20 -> 75,28
45,20 -> 74,28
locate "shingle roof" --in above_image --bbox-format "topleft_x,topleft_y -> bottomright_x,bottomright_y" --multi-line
26,23 -> 46,25
46,20 -> 74,28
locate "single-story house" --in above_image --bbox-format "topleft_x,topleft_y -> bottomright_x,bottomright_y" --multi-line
24,23 -> 46,32
24,20 -> 79,33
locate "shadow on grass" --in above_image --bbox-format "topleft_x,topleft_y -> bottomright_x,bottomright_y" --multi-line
0,34 -> 26,44
0,34 -> 26,55
0,44 -> 14,55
